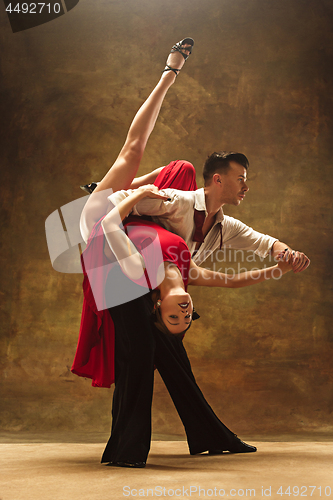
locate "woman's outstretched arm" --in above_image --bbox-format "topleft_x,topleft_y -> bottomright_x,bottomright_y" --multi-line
188,254 -> 293,288
101,185 -> 168,279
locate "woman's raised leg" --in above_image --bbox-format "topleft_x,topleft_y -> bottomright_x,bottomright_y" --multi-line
81,38 -> 194,241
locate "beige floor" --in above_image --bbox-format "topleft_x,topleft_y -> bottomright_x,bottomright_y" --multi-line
1,440 -> 332,500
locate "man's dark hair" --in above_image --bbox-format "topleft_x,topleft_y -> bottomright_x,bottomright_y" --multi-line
203,151 -> 249,185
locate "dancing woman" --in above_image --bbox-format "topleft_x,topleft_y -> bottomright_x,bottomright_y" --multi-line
72,38 -> 292,467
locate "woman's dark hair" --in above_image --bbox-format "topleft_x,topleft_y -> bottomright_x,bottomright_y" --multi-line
203,151 -> 249,186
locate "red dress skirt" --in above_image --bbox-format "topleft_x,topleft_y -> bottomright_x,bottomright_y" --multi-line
71,161 -> 197,387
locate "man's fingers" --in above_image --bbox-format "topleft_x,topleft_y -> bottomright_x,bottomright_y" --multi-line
277,250 -> 290,262
277,249 -> 310,273
292,253 -> 302,271
292,253 -> 310,273
285,250 -> 293,263
294,258 -> 310,273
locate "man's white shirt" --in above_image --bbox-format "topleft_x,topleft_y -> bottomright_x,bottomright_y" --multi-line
108,188 -> 277,266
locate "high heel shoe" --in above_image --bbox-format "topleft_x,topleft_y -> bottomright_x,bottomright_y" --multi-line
162,37 -> 194,77
80,182 -> 98,194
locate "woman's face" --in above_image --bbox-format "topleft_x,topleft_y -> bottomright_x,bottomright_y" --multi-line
159,292 -> 193,334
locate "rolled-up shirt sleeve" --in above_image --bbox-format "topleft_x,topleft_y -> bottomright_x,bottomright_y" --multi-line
108,189 -> 135,209
223,216 -> 278,258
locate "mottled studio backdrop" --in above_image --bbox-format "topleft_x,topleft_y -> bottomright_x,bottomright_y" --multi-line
0,0 -> 332,440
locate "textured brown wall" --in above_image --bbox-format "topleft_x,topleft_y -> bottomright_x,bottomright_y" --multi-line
1,0 -> 332,439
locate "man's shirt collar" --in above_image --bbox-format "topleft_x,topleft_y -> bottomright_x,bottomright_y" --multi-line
194,188 -> 224,223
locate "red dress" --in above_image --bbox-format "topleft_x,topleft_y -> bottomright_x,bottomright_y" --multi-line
71,161 -> 197,387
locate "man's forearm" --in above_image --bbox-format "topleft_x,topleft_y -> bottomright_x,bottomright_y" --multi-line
270,240 -> 292,258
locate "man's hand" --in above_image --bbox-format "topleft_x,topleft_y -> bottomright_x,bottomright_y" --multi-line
277,248 -> 310,273
290,250 -> 310,273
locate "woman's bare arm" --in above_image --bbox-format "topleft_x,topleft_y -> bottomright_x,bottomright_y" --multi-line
129,167 -> 164,189
101,185 -> 169,279
188,257 -> 292,288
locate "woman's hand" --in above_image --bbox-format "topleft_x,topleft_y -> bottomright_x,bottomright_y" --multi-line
276,250 -> 294,274
136,184 -> 170,201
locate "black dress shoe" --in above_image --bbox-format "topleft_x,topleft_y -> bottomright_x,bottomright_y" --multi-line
229,436 -> 257,453
80,182 -> 98,194
106,460 -> 146,468
209,436 -> 257,455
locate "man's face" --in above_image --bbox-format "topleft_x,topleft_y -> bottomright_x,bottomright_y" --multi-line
219,161 -> 249,206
